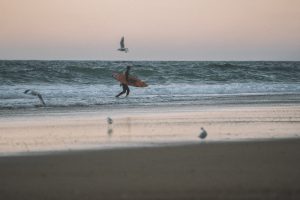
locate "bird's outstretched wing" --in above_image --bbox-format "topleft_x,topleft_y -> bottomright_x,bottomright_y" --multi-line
120,36 -> 125,48
37,94 -> 46,106
24,89 -> 46,106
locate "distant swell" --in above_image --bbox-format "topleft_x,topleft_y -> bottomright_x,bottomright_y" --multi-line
1,61 -> 300,85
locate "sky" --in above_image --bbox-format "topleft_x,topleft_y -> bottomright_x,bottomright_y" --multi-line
0,0 -> 300,60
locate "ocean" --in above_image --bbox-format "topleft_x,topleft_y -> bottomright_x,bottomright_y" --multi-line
1,60 -> 300,113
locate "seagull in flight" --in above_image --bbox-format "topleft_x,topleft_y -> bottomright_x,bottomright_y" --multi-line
118,36 -> 129,53
24,89 -> 46,106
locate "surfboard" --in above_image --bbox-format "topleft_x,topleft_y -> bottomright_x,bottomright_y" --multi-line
112,73 -> 148,87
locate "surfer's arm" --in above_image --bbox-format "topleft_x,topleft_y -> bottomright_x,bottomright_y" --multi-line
125,68 -> 130,82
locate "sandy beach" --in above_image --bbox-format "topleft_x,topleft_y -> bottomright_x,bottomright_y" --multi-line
0,139 -> 300,200
0,104 -> 300,199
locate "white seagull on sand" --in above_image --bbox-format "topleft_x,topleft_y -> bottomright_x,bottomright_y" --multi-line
107,117 -> 113,125
24,89 -> 46,106
199,127 -> 207,139
117,36 -> 129,53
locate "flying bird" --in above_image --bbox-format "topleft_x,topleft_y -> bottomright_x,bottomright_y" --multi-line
199,127 -> 207,139
117,36 -> 129,53
24,89 -> 46,106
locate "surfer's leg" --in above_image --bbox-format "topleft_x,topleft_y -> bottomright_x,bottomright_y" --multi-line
116,91 -> 125,97
125,86 -> 130,96
116,85 -> 127,97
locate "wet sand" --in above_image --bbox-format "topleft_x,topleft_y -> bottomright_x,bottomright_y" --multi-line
0,139 -> 300,200
0,104 -> 300,155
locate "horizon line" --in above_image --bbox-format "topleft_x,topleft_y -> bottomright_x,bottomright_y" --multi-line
0,59 -> 300,62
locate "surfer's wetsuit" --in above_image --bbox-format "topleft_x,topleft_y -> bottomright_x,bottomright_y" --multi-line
116,66 -> 131,97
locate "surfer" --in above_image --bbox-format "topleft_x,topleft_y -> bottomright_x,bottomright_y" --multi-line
116,66 -> 131,97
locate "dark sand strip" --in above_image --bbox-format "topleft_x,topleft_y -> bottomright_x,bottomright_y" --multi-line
1,139 -> 300,200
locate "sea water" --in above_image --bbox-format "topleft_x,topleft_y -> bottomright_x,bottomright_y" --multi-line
0,60 -> 300,113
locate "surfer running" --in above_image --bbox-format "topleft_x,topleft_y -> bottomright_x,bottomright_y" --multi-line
116,66 -> 131,97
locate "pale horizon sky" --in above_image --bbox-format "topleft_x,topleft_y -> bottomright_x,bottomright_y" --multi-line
0,0 -> 300,60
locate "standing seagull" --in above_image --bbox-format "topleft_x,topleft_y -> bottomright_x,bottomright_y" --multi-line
107,117 -> 113,125
199,127 -> 207,139
24,89 -> 46,106
117,36 -> 129,53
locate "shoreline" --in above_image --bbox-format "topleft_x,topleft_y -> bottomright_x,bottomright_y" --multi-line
1,92 -> 300,118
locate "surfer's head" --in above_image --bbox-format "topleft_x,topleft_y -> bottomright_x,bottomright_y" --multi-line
126,66 -> 131,70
